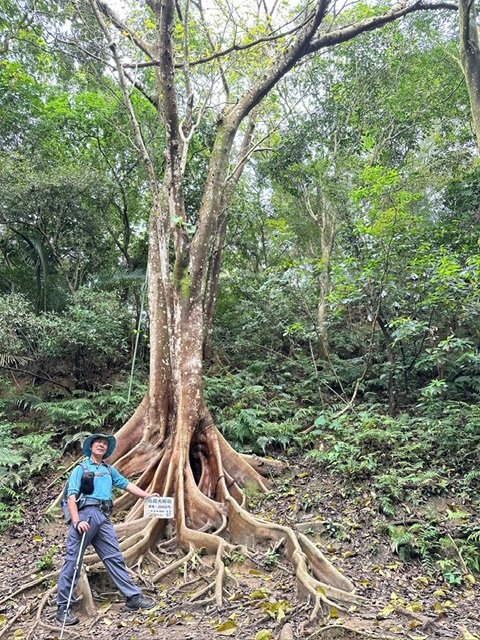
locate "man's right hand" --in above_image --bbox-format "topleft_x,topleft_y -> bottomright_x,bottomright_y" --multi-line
75,520 -> 90,534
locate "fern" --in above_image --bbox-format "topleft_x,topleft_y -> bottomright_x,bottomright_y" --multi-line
420,552 -> 435,575
11,392 -> 42,411
0,449 -> 26,467
0,421 -> 60,530
467,528 -> 480,544
0,422 -> 59,489
35,397 -> 99,425
387,523 -> 442,563
387,525 -> 416,557
0,353 -> 31,367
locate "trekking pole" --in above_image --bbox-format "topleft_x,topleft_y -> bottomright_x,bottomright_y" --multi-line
60,517 -> 91,640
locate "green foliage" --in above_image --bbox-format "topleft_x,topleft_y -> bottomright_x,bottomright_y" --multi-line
0,289 -> 133,391
0,489 -> 23,531
437,559 -> 463,585
0,372 -> 146,530
0,418 -> 60,530
386,522 -> 440,562
39,288 -> 129,358
205,369 -> 314,453
32,377 -> 147,442
323,519 -> 350,542
224,550 -> 246,566
385,521 -> 480,580
0,0 -> 478,588
36,546 -> 59,571
306,403 -> 480,511
264,550 -> 280,569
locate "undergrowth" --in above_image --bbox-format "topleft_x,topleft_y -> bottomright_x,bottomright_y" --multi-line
307,402 -> 480,507
306,401 -> 480,578
0,418 -> 60,531
205,369 -> 315,452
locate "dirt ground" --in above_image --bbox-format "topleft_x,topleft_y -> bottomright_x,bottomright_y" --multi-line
0,456 -> 478,640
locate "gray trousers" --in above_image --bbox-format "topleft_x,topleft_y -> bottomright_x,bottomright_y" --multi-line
57,505 -> 141,607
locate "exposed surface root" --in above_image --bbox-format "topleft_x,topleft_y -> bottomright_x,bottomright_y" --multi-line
151,544 -> 195,582
241,452 -> 284,476
0,570 -> 59,606
107,395 -> 149,466
171,572 -> 210,594
215,430 -> 270,491
77,569 -> 96,616
26,584 -> 56,640
226,496 -> 361,619
116,516 -> 153,539
29,409 -> 361,632
0,604 -> 31,639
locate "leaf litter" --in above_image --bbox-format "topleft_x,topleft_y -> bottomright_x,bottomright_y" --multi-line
0,456 -> 478,640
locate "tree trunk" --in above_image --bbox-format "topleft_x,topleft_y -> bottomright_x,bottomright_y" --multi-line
459,0 -> 480,151
317,203 -> 335,360
377,313 -> 397,416
203,211 -> 228,363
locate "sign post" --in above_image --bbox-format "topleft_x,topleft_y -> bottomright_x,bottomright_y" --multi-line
144,496 -> 175,519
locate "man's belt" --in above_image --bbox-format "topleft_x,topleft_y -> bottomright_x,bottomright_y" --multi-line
79,498 -> 113,513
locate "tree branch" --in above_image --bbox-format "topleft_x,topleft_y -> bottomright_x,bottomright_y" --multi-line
308,1 -> 457,53
0,365 -> 73,394
97,0 -> 157,60
55,36 -> 160,108
230,0 -> 329,124
122,9 -> 314,69
89,0 -> 159,194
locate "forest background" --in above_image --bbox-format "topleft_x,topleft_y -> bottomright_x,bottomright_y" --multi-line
0,0 -> 479,637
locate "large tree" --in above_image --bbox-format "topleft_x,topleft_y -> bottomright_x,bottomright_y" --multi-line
50,0 -> 459,620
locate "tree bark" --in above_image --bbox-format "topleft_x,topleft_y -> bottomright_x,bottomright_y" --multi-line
317,201 -> 335,360
459,0 -> 480,150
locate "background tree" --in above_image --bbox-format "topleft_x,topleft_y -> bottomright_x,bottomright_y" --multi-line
459,0 -> 480,149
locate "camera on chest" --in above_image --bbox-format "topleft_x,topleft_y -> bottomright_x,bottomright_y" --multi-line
79,471 -> 95,495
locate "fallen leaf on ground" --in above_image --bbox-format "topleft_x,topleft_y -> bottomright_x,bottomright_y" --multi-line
215,619 -> 237,635
459,625 -> 480,640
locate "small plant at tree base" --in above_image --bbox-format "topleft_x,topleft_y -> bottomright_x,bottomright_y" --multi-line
224,551 -> 246,566
324,519 -> 349,542
301,494 -> 321,512
264,550 -> 280,569
36,546 -> 59,571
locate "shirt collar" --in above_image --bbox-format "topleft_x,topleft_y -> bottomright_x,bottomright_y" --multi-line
88,457 -> 106,467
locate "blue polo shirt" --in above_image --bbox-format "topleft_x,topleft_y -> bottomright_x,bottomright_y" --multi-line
67,458 -> 129,500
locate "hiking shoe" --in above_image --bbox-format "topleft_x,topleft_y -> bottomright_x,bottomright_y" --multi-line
56,608 -> 79,626
125,594 -> 156,610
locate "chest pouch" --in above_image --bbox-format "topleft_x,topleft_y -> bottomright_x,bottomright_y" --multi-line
79,471 -> 95,495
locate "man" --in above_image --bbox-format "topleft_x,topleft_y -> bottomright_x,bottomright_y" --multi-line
56,433 -> 156,625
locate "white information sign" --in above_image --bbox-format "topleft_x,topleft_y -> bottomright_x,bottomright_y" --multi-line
144,496 -> 175,519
